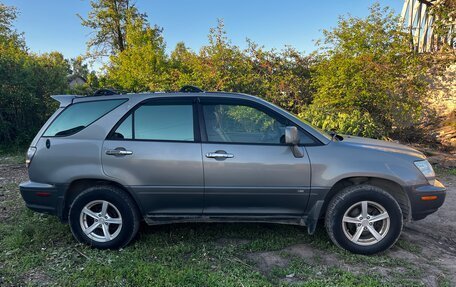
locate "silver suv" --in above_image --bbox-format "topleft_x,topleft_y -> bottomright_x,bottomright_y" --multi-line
19,89 -> 446,254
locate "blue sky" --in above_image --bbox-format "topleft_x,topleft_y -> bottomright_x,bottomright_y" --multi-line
3,0 -> 403,63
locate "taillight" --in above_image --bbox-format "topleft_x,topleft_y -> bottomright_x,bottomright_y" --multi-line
26,147 -> 36,168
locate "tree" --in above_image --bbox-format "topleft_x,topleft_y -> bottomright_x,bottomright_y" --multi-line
301,4 -> 427,139
0,3 -> 23,47
0,3 -> 15,37
104,17 -> 314,114
167,42 -> 202,89
79,0 -> 147,58
70,56 -> 89,79
245,41 -> 314,113
105,14 -> 167,91
164,20 -> 313,114
0,4 -> 69,146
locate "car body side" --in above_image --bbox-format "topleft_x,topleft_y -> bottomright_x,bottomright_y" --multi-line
20,92 -> 446,232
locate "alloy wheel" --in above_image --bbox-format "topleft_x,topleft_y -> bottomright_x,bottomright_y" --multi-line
341,200 -> 390,246
79,200 -> 123,242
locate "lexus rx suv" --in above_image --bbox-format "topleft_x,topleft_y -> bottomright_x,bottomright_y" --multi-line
19,89 -> 446,254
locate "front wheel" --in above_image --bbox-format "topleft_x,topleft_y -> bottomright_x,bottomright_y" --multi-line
325,185 -> 403,255
68,185 -> 140,249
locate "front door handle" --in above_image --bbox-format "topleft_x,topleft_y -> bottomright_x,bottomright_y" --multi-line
205,151 -> 234,159
106,148 -> 133,156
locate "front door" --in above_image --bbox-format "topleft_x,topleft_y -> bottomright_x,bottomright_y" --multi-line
200,98 -> 312,217
102,98 -> 204,217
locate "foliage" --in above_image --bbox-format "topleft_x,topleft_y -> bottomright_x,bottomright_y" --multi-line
106,19 -> 314,114
66,56 -> 101,95
171,20 -> 314,114
0,3 -> 22,46
429,0 -> 456,50
105,14 -> 167,91
300,105 -> 379,138
70,56 -> 90,79
302,4 -> 427,139
78,0 -> 149,58
0,4 -> 69,146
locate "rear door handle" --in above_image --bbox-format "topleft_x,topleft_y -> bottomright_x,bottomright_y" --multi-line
205,151 -> 234,159
106,148 -> 133,156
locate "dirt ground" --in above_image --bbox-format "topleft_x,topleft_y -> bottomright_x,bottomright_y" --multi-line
1,163 -> 455,286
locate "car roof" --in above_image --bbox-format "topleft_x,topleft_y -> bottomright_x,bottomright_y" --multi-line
53,91 -> 265,107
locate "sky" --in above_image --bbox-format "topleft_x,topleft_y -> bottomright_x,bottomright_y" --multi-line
3,0 -> 404,67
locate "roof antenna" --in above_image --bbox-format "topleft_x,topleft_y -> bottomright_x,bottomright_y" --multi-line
179,85 -> 205,93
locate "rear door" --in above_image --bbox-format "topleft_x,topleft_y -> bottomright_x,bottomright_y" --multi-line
199,98 -> 313,217
102,97 -> 204,217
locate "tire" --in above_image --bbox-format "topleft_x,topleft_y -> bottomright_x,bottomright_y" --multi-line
325,184 -> 403,255
68,185 -> 140,249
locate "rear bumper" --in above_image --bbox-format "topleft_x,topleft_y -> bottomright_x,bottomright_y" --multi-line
407,179 -> 446,220
19,181 -> 65,218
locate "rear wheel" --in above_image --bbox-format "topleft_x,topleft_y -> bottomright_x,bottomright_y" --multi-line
69,185 -> 140,249
325,184 -> 403,255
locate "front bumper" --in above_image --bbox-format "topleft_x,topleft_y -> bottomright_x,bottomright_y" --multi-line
408,179 -> 446,220
19,181 -> 65,218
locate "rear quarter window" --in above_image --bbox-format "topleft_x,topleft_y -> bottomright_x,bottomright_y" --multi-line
43,99 -> 126,137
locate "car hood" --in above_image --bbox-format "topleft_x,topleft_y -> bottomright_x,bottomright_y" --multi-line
339,135 -> 425,159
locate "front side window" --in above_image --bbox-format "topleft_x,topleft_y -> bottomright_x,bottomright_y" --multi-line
43,99 -> 126,137
203,104 -> 286,144
112,104 -> 194,142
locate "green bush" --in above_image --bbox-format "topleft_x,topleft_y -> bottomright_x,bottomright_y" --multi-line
308,4 -> 427,140
300,105 -> 380,138
0,4 -> 69,147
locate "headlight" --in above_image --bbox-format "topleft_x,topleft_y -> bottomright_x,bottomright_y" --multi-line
414,160 -> 435,183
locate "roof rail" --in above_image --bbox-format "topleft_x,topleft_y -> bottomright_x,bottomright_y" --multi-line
179,85 -> 205,93
91,88 -> 125,97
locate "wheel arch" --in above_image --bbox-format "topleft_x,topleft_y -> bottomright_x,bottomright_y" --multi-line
60,178 -> 143,222
321,176 -> 411,222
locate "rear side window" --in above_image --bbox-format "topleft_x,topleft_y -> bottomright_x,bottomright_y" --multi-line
135,105 -> 194,141
111,104 -> 194,141
43,99 -> 126,137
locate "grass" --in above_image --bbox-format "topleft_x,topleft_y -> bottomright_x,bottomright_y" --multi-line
0,148 -> 25,164
395,239 -> 422,254
0,153 -> 24,165
434,166 -> 456,176
447,168 -> 456,176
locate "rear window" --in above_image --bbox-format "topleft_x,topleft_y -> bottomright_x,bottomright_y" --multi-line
43,99 -> 126,137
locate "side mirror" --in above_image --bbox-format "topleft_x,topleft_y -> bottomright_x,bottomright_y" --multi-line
285,126 -> 304,158
285,126 -> 300,145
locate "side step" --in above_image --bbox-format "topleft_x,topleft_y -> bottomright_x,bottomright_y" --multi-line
144,215 -> 308,227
